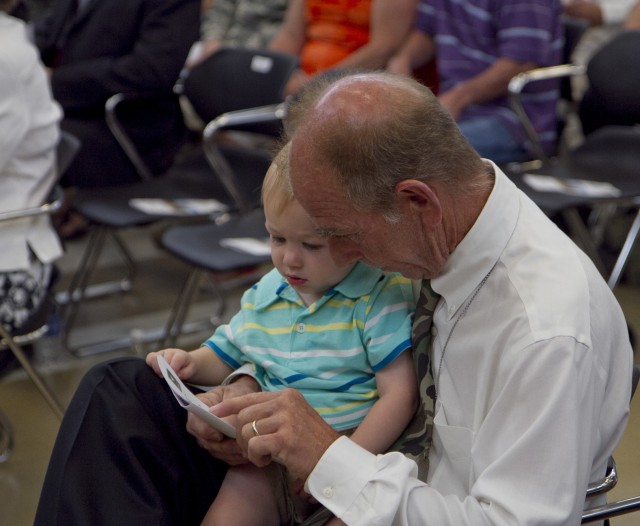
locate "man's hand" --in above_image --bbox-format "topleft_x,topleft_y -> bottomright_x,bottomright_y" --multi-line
212,388 -> 341,482
186,376 -> 261,465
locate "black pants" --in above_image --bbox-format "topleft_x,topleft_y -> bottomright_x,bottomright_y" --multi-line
34,357 -> 228,525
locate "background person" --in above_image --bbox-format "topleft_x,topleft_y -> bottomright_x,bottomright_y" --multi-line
185,0 -> 289,69
269,0 -> 417,96
34,0 -> 200,238
387,0 -> 563,163
0,0 -> 62,372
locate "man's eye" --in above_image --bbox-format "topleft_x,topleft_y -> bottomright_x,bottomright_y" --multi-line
271,236 -> 285,244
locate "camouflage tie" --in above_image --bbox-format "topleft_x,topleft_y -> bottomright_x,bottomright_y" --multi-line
390,279 -> 441,481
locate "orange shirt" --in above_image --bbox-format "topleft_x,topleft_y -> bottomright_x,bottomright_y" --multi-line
300,0 -> 372,74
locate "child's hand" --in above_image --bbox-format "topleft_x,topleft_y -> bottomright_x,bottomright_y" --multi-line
145,348 -> 195,380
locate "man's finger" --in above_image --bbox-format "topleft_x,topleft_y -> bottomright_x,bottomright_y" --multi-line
211,390 -> 280,417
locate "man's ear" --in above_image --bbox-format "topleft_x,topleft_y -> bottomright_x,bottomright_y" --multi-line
395,179 -> 442,226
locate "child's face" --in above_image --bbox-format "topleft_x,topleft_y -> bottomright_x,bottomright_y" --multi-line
265,199 -> 356,305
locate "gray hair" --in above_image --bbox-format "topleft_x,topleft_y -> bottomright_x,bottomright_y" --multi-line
286,71 -> 491,215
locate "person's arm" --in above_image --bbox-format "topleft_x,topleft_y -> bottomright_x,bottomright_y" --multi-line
563,1 -> 605,26
49,0 -> 200,111
348,350 -> 418,454
268,0 -> 306,55
386,29 -> 436,76
624,0 -> 640,27
438,57 -> 536,120
328,0 -> 418,72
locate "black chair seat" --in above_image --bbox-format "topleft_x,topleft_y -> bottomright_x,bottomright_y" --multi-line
510,126 -> 640,212
161,209 -> 269,272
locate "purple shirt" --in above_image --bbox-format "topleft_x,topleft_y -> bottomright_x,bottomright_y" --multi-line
416,0 -> 563,156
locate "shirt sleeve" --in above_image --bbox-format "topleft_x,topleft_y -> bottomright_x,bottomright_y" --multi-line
598,0 -> 637,25
497,0 -> 562,66
361,275 -> 415,371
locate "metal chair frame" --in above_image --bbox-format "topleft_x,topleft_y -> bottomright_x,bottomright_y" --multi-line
58,48 -> 297,356
507,65 -> 640,290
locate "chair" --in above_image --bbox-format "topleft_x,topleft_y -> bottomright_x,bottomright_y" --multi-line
0,131 -> 81,441
581,364 -> 640,523
505,31 -> 640,289
157,102 -> 287,347
58,47 -> 298,355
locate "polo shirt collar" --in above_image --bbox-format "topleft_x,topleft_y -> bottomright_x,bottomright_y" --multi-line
252,262 -> 385,310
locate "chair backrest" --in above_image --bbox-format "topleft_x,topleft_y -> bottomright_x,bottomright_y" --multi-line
578,31 -> 640,135
180,47 -> 299,126
507,16 -> 589,163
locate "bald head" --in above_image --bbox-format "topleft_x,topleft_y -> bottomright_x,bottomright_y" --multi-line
285,71 -> 489,215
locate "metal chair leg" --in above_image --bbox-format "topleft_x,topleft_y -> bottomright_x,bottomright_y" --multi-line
0,409 -> 13,463
607,208 -> 640,290
0,325 -> 65,420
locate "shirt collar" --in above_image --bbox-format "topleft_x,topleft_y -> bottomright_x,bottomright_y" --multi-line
432,162 -> 521,319
252,262 -> 385,310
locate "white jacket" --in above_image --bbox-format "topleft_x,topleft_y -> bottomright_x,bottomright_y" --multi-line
0,13 -> 63,272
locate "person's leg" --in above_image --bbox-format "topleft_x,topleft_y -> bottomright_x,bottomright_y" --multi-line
34,357 -> 228,526
201,464 -> 280,526
458,115 -> 529,164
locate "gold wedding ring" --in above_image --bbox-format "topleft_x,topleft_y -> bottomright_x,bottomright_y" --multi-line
251,420 -> 260,437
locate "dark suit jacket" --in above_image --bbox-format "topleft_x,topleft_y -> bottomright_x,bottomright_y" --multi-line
35,0 -> 200,186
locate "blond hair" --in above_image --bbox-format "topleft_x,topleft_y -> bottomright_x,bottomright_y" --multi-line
261,142 -> 293,216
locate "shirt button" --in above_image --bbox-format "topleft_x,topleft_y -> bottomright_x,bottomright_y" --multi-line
323,486 -> 334,499
297,323 -> 306,333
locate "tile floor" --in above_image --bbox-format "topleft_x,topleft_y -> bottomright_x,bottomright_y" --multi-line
1,221 -> 639,526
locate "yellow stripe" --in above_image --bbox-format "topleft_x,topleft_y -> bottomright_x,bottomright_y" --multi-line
315,390 -> 379,415
236,319 -> 365,334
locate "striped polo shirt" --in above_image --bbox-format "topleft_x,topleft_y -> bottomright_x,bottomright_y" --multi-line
416,0 -> 563,156
203,262 -> 415,431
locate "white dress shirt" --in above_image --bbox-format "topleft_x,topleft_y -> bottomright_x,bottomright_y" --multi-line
306,164 -> 633,525
0,13 -> 63,272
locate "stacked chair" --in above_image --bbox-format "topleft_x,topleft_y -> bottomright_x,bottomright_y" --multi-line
58,47 -> 298,355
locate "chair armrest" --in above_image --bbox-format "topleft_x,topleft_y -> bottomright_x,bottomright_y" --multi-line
508,63 -> 586,163
202,102 -> 287,214
586,457 -> 618,497
582,495 -> 640,523
0,186 -> 63,222
105,93 -> 157,181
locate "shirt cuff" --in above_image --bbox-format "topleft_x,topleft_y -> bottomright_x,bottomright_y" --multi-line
305,436 -> 380,518
221,362 -> 258,386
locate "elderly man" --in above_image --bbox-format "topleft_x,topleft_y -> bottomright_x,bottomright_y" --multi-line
215,71 -> 633,524
36,71 -> 632,525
